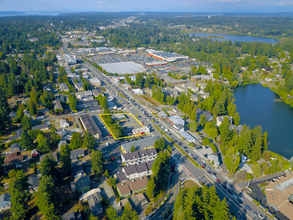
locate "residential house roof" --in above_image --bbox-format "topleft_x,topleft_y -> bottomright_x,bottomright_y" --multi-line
31,124 -> 49,131
63,211 -> 83,220
10,143 -> 21,153
0,193 -> 11,203
54,100 -> 63,109
88,194 -> 103,215
129,176 -> 149,192
146,160 -> 154,170
203,110 -> 213,119
92,89 -> 100,97
136,163 -> 148,173
71,174 -> 90,192
70,149 -> 85,161
115,171 -> 127,182
4,152 -> 24,164
28,175 -> 40,189
71,164 -> 84,178
79,114 -> 102,137
117,182 -> 131,196
39,152 -> 57,162
123,165 -> 138,176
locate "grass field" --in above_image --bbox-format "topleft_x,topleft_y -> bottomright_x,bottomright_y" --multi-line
183,180 -> 198,189
142,95 -> 162,106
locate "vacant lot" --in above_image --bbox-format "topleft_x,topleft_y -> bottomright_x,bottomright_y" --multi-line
141,95 -> 162,106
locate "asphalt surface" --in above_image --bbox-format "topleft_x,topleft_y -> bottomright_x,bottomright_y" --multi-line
66,47 -> 271,220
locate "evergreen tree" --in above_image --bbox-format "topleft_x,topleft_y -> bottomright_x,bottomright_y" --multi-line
70,132 -> 83,150
82,131 -> 96,151
21,115 -> 31,130
91,150 -> 104,176
219,117 -> 232,144
199,114 -> 207,127
20,130 -> 34,150
37,134 -> 51,154
36,175 -> 58,220
60,144 -> 71,175
9,170 -> 30,219
39,155 -> 57,180
0,88 -> 11,135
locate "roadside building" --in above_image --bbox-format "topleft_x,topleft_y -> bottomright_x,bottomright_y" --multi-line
121,148 -> 157,166
179,131 -> 196,143
167,115 -> 185,131
40,152 -> 58,162
92,89 -> 100,97
10,143 -> 21,153
120,136 -> 159,153
207,153 -> 220,167
79,114 -> 102,139
158,111 -> 167,119
132,89 -> 144,95
132,126 -> 150,135
89,78 -> 102,87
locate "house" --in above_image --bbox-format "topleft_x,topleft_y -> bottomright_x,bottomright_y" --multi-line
60,83 -> 69,92
54,100 -> 63,111
229,125 -> 243,133
9,129 -> 23,141
60,119 -> 70,128
40,152 -> 58,162
216,116 -> 233,127
4,152 -> 25,164
158,111 -> 167,119
0,193 -> 11,211
117,176 -> 149,198
71,164 -> 84,178
31,124 -> 49,131
63,211 -> 83,220
167,115 -> 185,131
121,148 -> 157,166
71,174 -> 90,193
9,111 -> 17,120
74,82 -> 84,91
31,149 -> 40,157
174,84 -> 189,93
202,111 -> 213,121
58,140 -> 68,150
71,148 -> 85,162
79,188 -> 102,202
207,153 -> 220,167
120,136 -> 159,153
92,89 -> 100,97
88,193 -> 103,215
80,114 -> 102,139
130,193 -> 148,208
28,175 -> 40,193
133,89 -> 144,95
115,171 -> 127,182
10,143 -> 21,153
239,163 -> 253,174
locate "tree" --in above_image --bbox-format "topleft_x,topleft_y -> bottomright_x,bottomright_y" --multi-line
154,138 -> 165,152
21,115 -> 31,130
82,131 -> 96,151
91,150 -> 104,176
69,94 -> 77,112
39,155 -> 57,179
106,206 -> 118,220
88,214 -> 99,220
219,117 -> 232,144
189,122 -> 198,132
37,134 -> 51,154
135,73 -> 144,89
50,125 -> 60,146
199,114 -> 207,127
20,130 -> 34,150
130,145 -> 136,152
105,169 -> 109,178
0,88 -> 11,135
204,121 -> 218,139
9,170 -> 30,219
107,176 -> 116,188
60,144 -> 71,175
224,147 -> 240,176
36,175 -> 58,220
120,202 -> 139,220
28,99 -> 37,116
70,132 -> 83,150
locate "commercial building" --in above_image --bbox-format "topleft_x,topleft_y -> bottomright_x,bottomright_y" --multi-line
117,176 -> 149,198
89,78 -> 102,87
265,173 -> 293,219
207,153 -> 220,167
167,115 -> 185,131
179,131 -> 196,143
132,88 -> 144,95
158,111 -> 168,119
99,62 -> 145,75
120,136 -> 159,153
132,126 -> 150,135
79,114 -> 102,139
146,49 -> 189,62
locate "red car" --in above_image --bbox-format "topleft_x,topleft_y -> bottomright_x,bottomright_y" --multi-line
201,166 -> 205,169
216,179 -> 221,184
108,134 -> 112,137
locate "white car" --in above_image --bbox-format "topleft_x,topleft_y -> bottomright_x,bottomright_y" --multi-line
258,214 -> 264,219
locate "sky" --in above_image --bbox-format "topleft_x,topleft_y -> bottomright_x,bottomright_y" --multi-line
0,0 -> 293,13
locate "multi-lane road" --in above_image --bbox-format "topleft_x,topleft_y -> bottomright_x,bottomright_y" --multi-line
65,47 -> 270,219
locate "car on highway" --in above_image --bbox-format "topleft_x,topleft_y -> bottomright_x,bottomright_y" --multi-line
216,179 -> 221,184
201,165 -> 205,169
245,205 -> 251,211
232,195 -> 237,200
251,211 -> 257,217
258,214 -> 264,219
212,175 -> 216,179
238,196 -> 244,203
207,167 -> 211,170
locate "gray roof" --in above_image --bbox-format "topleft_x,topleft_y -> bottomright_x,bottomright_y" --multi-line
0,193 -> 10,203
122,151 -> 140,161
31,124 -> 49,130
203,110 -> 213,119
146,160 -> 154,170
9,129 -> 23,140
70,149 -> 85,161
88,194 -> 103,213
123,165 -> 138,176
40,152 -> 57,162
54,100 -> 63,109
146,148 -> 157,156
196,108 -> 203,115
121,136 -> 159,153
136,163 -> 148,173
72,175 -> 90,191
79,114 -> 102,137
10,143 -> 21,153
115,171 -> 127,182
63,211 -> 83,220
167,115 -> 185,126
71,164 -> 84,178
28,175 -> 39,188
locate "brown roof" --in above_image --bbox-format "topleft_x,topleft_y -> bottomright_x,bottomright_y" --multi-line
117,182 -> 131,196
146,148 -> 157,156
4,152 -> 24,164
123,165 -> 138,176
129,176 -> 149,192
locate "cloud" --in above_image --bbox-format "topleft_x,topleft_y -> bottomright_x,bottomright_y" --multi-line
278,1 -> 293,5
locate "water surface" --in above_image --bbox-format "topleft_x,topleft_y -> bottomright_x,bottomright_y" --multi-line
189,33 -> 278,43
233,84 -> 293,158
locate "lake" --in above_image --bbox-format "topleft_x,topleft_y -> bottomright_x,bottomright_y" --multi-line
189,33 -> 278,44
233,84 -> 293,159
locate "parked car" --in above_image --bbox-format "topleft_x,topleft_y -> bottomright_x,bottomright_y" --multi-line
245,205 -> 251,211
216,179 -> 221,184
252,211 -> 257,217
258,214 -> 264,219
